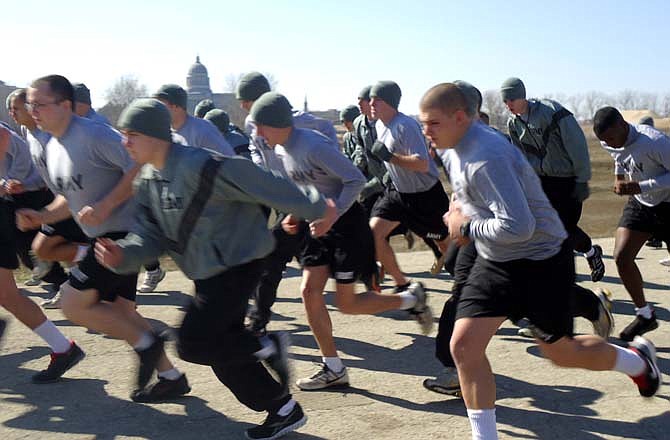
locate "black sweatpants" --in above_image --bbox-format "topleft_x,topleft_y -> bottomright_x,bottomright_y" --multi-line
3,189 -> 68,285
177,260 -> 289,413
540,176 -> 592,254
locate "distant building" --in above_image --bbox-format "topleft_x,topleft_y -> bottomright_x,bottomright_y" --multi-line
185,56 -> 240,122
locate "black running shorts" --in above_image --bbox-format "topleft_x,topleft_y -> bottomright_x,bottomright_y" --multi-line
371,181 -> 450,241
618,197 -> 670,240
68,232 -> 138,302
456,240 -> 574,344
299,202 -> 377,284
41,218 -> 88,243
0,201 -> 19,270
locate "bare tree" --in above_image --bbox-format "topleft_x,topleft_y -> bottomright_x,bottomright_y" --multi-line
581,91 -> 608,122
659,93 -> 670,117
481,89 -> 509,131
616,89 -> 636,110
103,76 -> 148,107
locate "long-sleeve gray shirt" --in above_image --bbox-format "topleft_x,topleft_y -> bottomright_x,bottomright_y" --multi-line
114,144 -> 327,280
601,123 -> 670,207
376,112 -> 439,193
275,127 -> 365,217
44,115 -> 137,237
439,121 -> 566,262
175,115 -> 234,156
507,99 -> 591,183
0,122 -> 45,192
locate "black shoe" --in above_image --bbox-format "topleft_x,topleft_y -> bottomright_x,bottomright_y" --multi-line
628,336 -> 661,397
32,341 -> 85,384
0,319 -> 6,344
247,319 -> 268,337
264,332 -> 291,397
135,334 -> 164,390
645,238 -> 663,249
393,282 -> 411,294
586,245 -> 605,282
245,402 -> 307,440
619,313 -> 658,342
131,374 -> 191,403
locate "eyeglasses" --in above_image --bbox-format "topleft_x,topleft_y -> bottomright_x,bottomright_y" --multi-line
25,100 -> 62,112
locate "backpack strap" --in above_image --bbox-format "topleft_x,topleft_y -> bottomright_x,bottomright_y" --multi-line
166,155 -> 224,254
541,107 -> 573,147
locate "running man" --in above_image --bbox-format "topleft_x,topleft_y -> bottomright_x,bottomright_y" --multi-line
18,75 -> 189,402
420,83 -> 660,439
0,123 -> 84,383
368,81 -> 451,291
593,106 -> 670,341
72,83 -> 110,125
251,92 -> 433,390
95,98 -> 326,439
501,77 -> 605,282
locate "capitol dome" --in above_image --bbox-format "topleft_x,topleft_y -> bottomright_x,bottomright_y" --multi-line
187,56 -> 212,94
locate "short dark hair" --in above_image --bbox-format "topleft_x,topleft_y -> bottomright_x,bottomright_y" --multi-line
420,83 -> 473,116
593,106 -> 624,137
30,75 -> 75,110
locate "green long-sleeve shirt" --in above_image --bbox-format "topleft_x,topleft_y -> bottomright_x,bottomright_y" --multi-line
114,144 -> 326,280
507,99 -> 591,183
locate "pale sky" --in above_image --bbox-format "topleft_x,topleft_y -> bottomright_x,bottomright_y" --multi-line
3,0 -> 669,114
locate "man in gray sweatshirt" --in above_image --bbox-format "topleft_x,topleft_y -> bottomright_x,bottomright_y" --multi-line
95,98 -> 330,439
251,92 -> 433,391
17,75 -> 188,402
501,77 -> 605,283
594,106 -> 670,341
421,83 -> 660,440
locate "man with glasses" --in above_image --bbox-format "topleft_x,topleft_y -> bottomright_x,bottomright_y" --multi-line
17,75 -> 189,402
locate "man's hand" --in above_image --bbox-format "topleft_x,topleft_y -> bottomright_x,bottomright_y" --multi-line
309,199 -> 338,237
371,140 -> 393,162
282,214 -> 300,235
94,238 -> 123,268
77,203 -> 112,227
572,182 -> 590,202
15,208 -> 44,231
444,203 -> 471,247
614,180 -> 641,196
5,179 -> 25,195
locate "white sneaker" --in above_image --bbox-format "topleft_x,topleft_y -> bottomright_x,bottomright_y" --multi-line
430,253 -> 448,275
592,288 -> 614,339
41,291 -> 62,309
659,257 -> 670,267
408,282 -> 434,335
296,364 -> 349,391
138,268 -> 166,293
24,276 -> 42,286
31,257 -> 53,280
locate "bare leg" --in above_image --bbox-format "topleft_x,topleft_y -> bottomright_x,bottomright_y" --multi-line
334,282 -> 402,315
301,265 -> 336,357
370,217 -> 408,286
613,227 -> 650,308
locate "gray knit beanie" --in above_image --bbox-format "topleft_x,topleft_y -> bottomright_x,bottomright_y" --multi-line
340,105 -> 360,123
153,84 -> 188,109
204,109 -> 231,133
236,72 -> 271,101
454,80 -> 483,115
194,99 -> 216,118
370,81 -> 402,109
500,77 -> 526,101
117,98 -> 172,142
249,92 -> 293,128
72,83 -> 92,105
358,85 -> 372,101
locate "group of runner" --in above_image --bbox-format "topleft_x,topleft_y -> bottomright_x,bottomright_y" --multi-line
0,72 -> 665,440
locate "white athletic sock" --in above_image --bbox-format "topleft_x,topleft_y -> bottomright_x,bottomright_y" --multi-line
133,332 -> 155,351
467,408 -> 498,440
612,344 -> 646,377
73,245 -> 89,263
323,356 -> 344,373
277,398 -> 296,416
254,335 -> 277,360
584,247 -> 596,258
33,320 -> 71,354
635,305 -> 653,319
157,368 -> 182,381
398,292 -> 417,310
